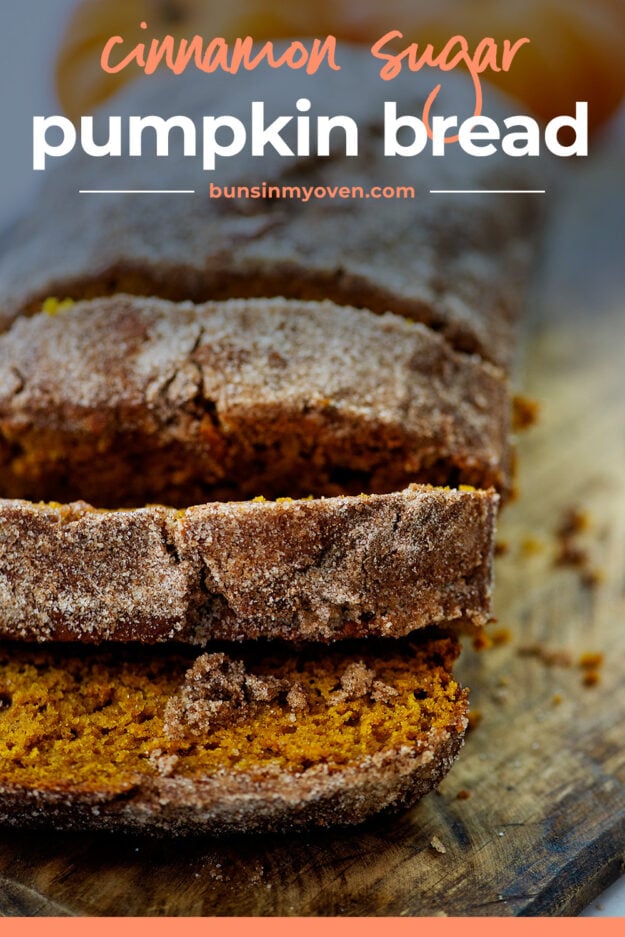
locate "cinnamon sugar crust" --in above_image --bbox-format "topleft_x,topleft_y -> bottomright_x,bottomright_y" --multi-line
0,485 -> 498,644
0,295 -> 511,506
0,737 -> 463,836
162,652 -> 305,736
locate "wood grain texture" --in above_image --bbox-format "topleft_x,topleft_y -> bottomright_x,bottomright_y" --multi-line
0,159 -> 623,917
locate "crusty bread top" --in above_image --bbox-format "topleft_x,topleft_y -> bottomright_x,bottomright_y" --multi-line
0,46 -> 543,366
0,485 -> 497,644
0,295 -> 510,505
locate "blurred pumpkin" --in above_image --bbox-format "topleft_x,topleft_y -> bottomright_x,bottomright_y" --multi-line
56,0 -> 625,132
55,0 -> 340,120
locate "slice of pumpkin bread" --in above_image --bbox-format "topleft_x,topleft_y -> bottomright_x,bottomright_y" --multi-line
0,295 -> 511,506
0,629 -> 467,835
0,485 -> 497,644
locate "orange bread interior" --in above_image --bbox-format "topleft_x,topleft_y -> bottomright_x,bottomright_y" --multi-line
0,631 -> 467,794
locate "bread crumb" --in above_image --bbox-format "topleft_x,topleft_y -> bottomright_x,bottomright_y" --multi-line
472,629 -> 492,651
555,542 -> 589,568
557,507 -> 590,538
164,653 -> 247,737
582,671 -> 600,688
581,568 -> 604,588
552,693 -> 563,706
579,652 -> 604,670
330,661 -> 399,704
456,789 -> 471,800
42,296 -> 75,316
513,395 -> 540,431
521,535 -> 544,556
244,672 -> 286,703
334,661 -> 375,701
286,682 -> 310,713
491,627 -> 511,646
148,749 -> 180,778
494,541 -> 509,557
578,651 -> 604,687
164,652 -> 309,736
554,507 -> 601,590
371,679 -> 399,703
430,835 -> 447,854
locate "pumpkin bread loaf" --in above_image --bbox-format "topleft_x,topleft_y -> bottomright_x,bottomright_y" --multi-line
0,46 -> 543,833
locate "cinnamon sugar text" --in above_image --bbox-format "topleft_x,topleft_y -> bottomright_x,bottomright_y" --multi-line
33,27 -> 589,171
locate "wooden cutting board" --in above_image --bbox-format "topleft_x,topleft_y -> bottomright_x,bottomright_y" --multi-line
0,158 -> 623,918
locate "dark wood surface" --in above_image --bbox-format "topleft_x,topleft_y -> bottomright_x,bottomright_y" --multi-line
0,158 -> 623,917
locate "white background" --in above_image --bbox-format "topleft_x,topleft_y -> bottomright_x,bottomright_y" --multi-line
0,0 -> 622,917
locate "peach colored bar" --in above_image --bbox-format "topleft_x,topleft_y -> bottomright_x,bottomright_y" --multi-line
0,918 -> 623,932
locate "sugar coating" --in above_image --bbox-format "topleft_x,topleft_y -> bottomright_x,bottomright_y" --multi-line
0,485 -> 498,643
0,295 -> 511,506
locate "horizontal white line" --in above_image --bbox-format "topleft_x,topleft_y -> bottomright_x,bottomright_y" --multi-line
78,189 -> 196,194
430,189 -> 546,194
